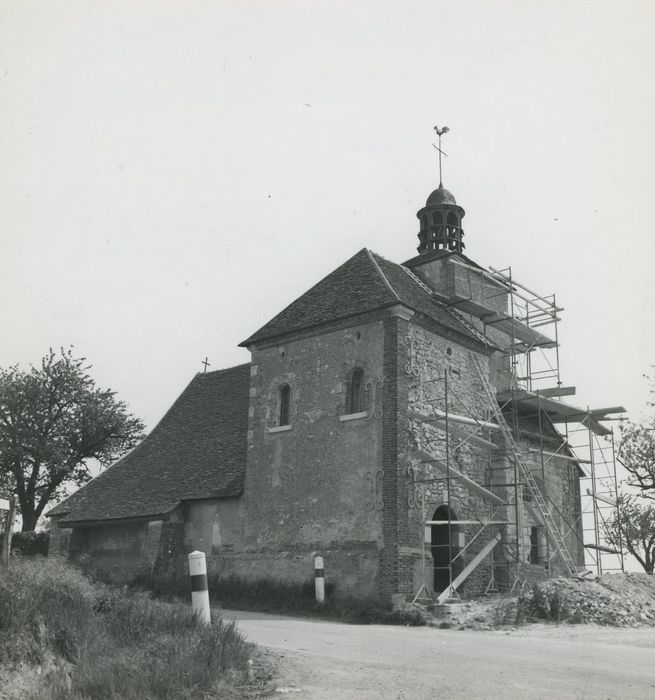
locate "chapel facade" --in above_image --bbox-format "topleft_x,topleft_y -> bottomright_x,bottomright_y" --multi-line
48,172 -> 615,604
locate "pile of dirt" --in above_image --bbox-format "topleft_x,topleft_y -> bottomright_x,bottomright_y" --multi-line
423,572 -> 655,630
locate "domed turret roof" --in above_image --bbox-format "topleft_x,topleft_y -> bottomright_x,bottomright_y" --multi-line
426,184 -> 457,206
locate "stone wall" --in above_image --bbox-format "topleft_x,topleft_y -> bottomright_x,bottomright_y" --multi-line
67,518 -> 163,582
234,317 -> 386,598
403,320 -> 497,598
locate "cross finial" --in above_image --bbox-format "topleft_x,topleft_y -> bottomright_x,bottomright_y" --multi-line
433,125 -> 450,187
201,357 -> 210,373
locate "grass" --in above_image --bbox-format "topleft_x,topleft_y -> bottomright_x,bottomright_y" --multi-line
0,557 -> 254,699
130,570 -> 425,627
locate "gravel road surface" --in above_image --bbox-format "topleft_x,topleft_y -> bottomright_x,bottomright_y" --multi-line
224,609 -> 655,699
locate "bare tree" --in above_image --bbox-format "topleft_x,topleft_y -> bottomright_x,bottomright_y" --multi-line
617,377 -> 655,498
604,494 -> 655,574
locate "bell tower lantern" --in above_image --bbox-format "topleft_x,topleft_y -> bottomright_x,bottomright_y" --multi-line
416,125 -> 465,255
416,184 -> 465,254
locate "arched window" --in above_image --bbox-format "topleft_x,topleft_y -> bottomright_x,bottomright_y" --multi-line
278,384 -> 290,426
432,211 -> 443,226
447,211 -> 458,226
348,368 -> 365,414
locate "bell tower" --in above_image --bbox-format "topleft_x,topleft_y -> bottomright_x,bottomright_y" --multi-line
415,126 -> 465,255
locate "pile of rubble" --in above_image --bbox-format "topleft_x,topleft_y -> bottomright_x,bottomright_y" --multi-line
424,572 -> 655,630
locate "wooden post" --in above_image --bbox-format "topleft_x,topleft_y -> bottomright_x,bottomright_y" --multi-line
1,495 -> 18,568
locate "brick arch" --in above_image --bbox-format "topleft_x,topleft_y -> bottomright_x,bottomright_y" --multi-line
267,373 -> 300,395
337,359 -> 369,384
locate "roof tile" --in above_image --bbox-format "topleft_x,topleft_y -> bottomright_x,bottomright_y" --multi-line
49,364 -> 250,523
242,248 -> 493,348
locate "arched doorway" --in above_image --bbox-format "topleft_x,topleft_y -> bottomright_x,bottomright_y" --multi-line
431,506 -> 463,594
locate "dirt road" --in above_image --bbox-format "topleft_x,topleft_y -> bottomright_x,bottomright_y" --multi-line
224,610 -> 655,699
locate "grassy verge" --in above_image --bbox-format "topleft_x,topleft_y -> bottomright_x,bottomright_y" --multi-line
0,558 -> 254,699
131,571 -> 425,627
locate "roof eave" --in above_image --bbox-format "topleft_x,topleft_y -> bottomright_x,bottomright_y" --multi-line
239,300 -> 402,348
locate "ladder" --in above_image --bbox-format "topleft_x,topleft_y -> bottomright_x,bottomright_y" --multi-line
471,354 -> 578,576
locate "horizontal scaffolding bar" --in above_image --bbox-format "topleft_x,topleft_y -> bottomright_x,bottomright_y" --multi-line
425,520 -> 508,526
416,448 -> 505,506
528,448 -> 590,464
488,265 -> 564,314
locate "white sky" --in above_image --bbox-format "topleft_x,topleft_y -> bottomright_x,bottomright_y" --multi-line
2,0 -> 654,438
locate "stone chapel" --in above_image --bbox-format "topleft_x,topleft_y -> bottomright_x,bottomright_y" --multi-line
50,162 -> 621,603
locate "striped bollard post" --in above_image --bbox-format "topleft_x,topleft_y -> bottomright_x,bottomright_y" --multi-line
188,550 -> 211,625
314,554 -> 325,604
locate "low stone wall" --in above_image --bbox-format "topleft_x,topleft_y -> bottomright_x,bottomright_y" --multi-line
208,543 -> 381,599
64,519 -> 163,582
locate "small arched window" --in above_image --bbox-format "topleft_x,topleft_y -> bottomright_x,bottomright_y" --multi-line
447,212 -> 458,226
432,211 -> 443,226
278,384 -> 291,426
348,368 -> 365,414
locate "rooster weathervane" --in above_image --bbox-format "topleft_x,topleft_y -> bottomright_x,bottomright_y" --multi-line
433,125 -> 450,187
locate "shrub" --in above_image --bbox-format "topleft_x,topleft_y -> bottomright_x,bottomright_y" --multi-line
516,583 -> 574,623
11,531 -> 50,556
0,557 -> 99,665
492,598 -> 518,626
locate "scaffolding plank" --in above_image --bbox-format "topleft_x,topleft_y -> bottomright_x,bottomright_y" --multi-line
444,294 -> 557,348
589,406 -> 626,417
411,411 -> 500,450
410,409 -> 500,432
432,420 -> 499,450
528,448 -> 591,464
436,532 -> 503,605
445,426 -> 499,451
416,448 -> 505,505
585,543 -> 621,555
579,414 -> 612,437
585,489 -> 617,507
535,386 -> 576,398
497,390 -> 618,436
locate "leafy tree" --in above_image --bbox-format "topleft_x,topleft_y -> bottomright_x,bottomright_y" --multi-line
604,494 -> 655,574
0,348 -> 145,531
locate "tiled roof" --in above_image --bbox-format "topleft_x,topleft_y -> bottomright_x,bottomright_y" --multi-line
241,248 -> 494,348
48,364 -> 250,524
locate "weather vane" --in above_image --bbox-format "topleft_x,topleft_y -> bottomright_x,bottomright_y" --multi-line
433,125 -> 450,187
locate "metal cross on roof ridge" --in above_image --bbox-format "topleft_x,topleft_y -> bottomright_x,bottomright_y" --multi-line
201,357 -> 210,373
433,125 -> 450,187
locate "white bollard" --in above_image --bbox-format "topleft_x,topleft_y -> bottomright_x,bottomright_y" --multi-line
188,550 -> 211,625
314,554 -> 325,604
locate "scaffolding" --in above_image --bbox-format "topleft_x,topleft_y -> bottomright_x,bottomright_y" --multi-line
408,261 -> 625,603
